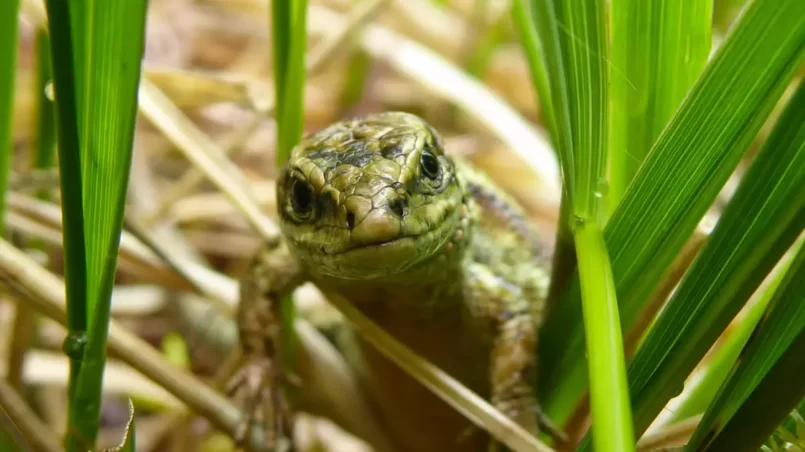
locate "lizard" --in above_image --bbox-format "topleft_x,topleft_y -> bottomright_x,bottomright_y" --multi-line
225,111 -> 553,452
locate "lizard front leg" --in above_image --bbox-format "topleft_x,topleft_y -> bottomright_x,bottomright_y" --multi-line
228,237 -> 305,451
464,262 -> 545,441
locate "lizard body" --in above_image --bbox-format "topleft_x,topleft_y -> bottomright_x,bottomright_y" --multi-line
230,112 -> 551,452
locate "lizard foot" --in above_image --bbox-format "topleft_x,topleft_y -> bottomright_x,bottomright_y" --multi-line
226,357 -> 294,452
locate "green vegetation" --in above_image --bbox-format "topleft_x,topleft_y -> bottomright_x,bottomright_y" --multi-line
1,0 -> 803,450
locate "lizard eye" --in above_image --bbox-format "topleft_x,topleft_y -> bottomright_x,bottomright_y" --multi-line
290,179 -> 314,218
420,150 -> 440,180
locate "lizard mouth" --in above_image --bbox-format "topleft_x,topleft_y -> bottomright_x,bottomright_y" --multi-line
304,214 -> 458,280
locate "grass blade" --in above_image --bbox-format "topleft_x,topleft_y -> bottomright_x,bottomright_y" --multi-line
523,0 -> 636,448
63,0 -> 149,449
663,238 -> 800,426
31,30 -> 56,192
271,0 -> 309,397
43,0 -> 89,432
575,223 -> 634,451
608,0 -> 712,211
0,0 -> 20,236
686,238 -> 805,452
611,76 -> 805,443
539,0 -> 805,427
273,0 -> 308,163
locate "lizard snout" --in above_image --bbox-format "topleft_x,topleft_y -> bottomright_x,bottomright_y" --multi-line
346,191 -> 408,247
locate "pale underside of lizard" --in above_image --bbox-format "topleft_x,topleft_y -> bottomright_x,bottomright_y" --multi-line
228,111 -> 552,452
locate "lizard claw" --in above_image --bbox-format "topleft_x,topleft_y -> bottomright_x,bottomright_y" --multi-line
227,357 -> 294,451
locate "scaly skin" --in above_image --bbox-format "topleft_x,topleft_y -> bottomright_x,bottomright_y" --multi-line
229,112 -> 551,452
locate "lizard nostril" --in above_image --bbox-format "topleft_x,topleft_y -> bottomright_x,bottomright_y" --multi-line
388,198 -> 407,218
346,212 -> 356,230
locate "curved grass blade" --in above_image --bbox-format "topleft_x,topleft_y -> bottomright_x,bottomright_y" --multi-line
608,0 -> 712,211
685,238 -> 805,452
539,0 -> 805,427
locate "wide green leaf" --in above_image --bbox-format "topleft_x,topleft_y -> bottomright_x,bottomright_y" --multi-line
608,0 -> 712,211
45,0 -> 149,449
539,0 -> 805,428
686,237 -> 805,452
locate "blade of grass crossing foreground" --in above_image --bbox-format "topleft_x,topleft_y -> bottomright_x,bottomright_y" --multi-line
575,222 -> 634,451
0,0 -> 20,235
66,0 -> 149,449
43,0 -> 89,427
665,251 -> 791,425
512,0 -> 574,318
604,76 -> 805,446
686,238 -> 805,452
539,0 -> 805,427
525,0 -> 635,448
608,0 -> 712,212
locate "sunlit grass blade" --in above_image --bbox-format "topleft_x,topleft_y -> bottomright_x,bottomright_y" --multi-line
575,223 -> 634,451
539,0 -> 805,427
608,0 -> 712,211
521,0 -> 636,448
685,238 -> 805,452
58,0 -> 149,449
0,0 -> 20,235
605,76 -> 805,445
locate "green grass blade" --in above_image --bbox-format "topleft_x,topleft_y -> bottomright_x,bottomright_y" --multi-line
686,238 -> 805,452
31,30 -> 57,188
271,0 -> 309,393
0,0 -> 20,236
608,0 -> 712,211
612,76 -> 805,443
665,237 -> 801,426
65,0 -> 149,449
274,0 -> 308,163
43,0 -> 89,423
539,0 -> 805,428
524,0 -> 634,447
528,0 -> 608,220
511,0 -> 555,140
575,223 -> 634,451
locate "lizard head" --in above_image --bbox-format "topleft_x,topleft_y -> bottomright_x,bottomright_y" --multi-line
276,111 -> 471,280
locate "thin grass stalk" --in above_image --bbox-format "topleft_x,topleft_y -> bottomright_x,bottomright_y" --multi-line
575,222 -> 635,452
0,0 -> 21,237
42,4 -> 89,444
